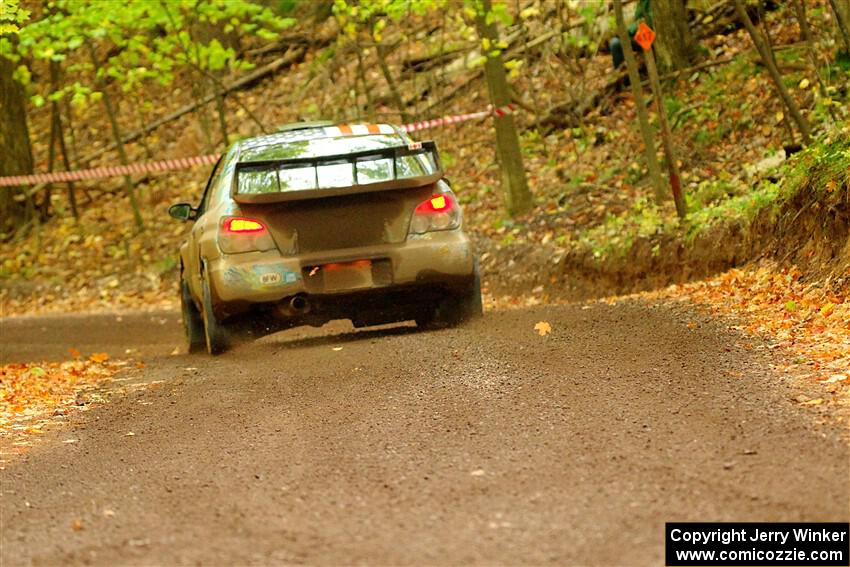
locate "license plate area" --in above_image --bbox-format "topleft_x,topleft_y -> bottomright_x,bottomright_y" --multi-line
302,259 -> 392,292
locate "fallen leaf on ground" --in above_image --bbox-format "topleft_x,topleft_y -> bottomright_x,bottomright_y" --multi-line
89,352 -> 110,363
1,358 -> 125,444
534,321 -> 552,336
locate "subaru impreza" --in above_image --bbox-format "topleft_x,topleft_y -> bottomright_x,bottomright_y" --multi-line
169,122 -> 481,354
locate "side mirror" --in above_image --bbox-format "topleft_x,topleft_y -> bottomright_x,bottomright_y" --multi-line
168,203 -> 196,222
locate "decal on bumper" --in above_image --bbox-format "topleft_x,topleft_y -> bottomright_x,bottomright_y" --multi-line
223,265 -> 300,288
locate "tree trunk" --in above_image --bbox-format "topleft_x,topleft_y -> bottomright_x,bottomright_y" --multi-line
516,0 -> 549,158
87,42 -> 144,229
474,0 -> 532,216
63,98 -> 80,168
213,84 -> 230,147
794,0 -> 837,124
375,42 -> 411,124
193,81 -> 215,153
0,55 -> 34,234
652,0 -> 697,72
355,43 -> 376,122
644,47 -> 686,218
49,60 -> 78,219
57,113 -> 79,219
756,0 -> 799,142
733,0 -> 811,145
828,0 -> 850,54
43,92 -> 58,219
613,0 -> 666,204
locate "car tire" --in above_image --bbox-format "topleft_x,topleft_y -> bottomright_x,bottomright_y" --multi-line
181,279 -> 205,354
414,310 -> 437,329
448,257 -> 484,324
201,274 -> 230,355
418,258 -> 484,328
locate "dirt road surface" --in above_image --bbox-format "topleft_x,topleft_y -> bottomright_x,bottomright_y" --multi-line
2,301 -> 848,565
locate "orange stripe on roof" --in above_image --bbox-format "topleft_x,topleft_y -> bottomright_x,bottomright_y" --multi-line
366,124 -> 380,134
337,124 -> 353,135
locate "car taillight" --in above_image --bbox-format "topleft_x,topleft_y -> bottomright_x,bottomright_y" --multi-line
409,193 -> 461,234
218,216 -> 275,254
223,218 -> 265,233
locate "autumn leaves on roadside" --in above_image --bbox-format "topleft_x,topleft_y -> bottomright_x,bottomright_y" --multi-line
1,350 -> 125,439
649,265 -> 849,409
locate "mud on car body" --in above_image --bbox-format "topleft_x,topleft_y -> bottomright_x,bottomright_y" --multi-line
169,123 -> 482,354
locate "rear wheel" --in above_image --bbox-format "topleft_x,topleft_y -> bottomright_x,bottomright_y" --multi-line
463,265 -> 484,320
417,258 -> 484,328
201,275 -> 230,355
181,279 -> 205,354
414,309 -> 438,329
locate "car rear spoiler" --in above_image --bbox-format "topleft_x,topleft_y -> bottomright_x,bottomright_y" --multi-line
231,141 -> 443,204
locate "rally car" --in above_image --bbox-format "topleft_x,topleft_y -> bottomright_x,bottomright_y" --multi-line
168,122 -> 482,354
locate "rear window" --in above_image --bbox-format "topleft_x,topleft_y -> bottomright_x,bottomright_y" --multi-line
240,134 -> 406,162
236,145 -> 439,195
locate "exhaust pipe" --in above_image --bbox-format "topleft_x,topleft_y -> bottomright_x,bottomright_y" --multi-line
289,294 -> 310,314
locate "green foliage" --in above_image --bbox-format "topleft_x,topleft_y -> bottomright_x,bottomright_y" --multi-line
520,129 -> 546,158
332,0 -> 517,83
277,0 -> 300,15
572,138 -> 850,261
784,138 -> 850,199
154,254 -> 178,275
481,1 -> 513,27
685,176 -> 742,211
3,0 -> 294,107
578,198 -> 678,259
440,150 -> 457,168
686,179 -> 782,240
0,0 -> 29,34
333,0 -> 445,41
562,0 -> 603,53
591,139 -> 850,257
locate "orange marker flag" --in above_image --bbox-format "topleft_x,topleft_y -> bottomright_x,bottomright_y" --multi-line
634,21 -> 656,52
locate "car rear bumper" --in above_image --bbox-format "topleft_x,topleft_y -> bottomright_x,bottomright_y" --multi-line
207,229 -> 474,307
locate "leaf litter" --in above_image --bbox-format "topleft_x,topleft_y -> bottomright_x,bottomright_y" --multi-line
0,351 -> 127,461
641,264 -> 849,414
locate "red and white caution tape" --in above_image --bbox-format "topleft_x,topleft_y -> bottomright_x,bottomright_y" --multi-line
0,154 -> 220,187
0,104 -> 519,187
401,103 -> 517,132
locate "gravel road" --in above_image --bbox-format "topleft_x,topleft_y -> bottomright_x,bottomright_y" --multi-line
2,301 -> 847,565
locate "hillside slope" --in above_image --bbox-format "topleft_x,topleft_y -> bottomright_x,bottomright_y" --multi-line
1,0 -> 848,315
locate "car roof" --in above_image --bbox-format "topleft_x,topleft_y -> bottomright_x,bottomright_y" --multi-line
276,120 -> 336,132
236,123 -> 411,163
